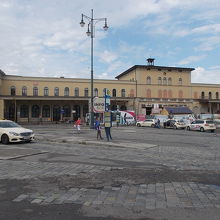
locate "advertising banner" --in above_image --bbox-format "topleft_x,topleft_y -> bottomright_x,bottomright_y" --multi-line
93,97 -> 105,113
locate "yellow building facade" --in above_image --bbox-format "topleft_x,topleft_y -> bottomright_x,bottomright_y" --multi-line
0,59 -> 220,123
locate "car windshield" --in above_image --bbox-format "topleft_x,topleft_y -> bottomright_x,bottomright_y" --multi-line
0,121 -> 21,128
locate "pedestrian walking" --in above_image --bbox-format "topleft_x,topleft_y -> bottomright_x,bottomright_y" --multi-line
74,118 -> 81,134
157,118 -> 161,128
95,118 -> 103,140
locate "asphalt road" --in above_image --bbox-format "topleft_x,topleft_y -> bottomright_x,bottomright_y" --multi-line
0,124 -> 220,220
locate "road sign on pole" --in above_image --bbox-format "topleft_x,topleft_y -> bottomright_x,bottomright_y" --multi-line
104,88 -> 111,111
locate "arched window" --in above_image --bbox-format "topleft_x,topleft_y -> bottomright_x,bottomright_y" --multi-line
20,105 -> 29,118
179,78 -> 182,85
121,89 -> 126,97
42,105 -> 50,117
146,89 -> 151,98
158,77 -> 162,85
10,86 -> 16,96
163,77 -> 167,85
179,90 -> 183,99
209,92 -> 212,99
94,88 -> 98,97
22,86 -> 27,96
103,88 -> 107,96
63,105 -> 71,117
84,88 -> 89,97
194,92 -> 198,99
32,105 -> 40,118
112,89 -> 116,97
168,77 -> 172,85
168,90 -> 172,98
163,90 -> 167,98
44,87 -> 49,96
146,76 -> 151,85
201,91 -> 205,99
33,87 -> 38,96
74,87 -> 79,96
64,87 -> 69,96
54,87 -> 59,96
216,92 -> 219,99
158,90 -> 162,98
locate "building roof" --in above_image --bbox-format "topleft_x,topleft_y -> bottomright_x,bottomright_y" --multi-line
115,65 -> 195,79
165,106 -> 192,114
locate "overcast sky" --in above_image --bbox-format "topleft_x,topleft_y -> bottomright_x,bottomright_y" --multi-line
0,0 -> 220,84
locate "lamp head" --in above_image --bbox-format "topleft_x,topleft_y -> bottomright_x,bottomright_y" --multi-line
103,18 -> 108,31
80,14 -> 85,27
86,24 -> 91,36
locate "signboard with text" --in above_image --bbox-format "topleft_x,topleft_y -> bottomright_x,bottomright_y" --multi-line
93,97 -> 105,113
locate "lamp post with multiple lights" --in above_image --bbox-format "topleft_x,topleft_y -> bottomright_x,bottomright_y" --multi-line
80,9 -> 108,129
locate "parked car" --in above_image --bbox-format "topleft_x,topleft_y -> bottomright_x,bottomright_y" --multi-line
186,120 -> 216,132
214,119 -> 220,129
136,119 -> 156,127
163,119 -> 187,129
0,120 -> 35,144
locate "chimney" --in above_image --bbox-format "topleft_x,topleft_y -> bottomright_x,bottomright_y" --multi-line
147,58 -> 155,66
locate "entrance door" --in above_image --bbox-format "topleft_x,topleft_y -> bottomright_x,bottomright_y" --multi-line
146,107 -> 152,115
73,105 -> 80,121
53,105 -> 61,121
8,104 -> 15,121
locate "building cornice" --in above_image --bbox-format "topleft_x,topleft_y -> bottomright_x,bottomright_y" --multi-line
115,65 -> 195,79
3,75 -> 136,85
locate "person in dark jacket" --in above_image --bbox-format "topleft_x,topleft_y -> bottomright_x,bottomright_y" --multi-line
95,118 -> 103,140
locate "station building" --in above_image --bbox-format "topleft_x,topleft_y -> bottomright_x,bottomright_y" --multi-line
0,59 -> 220,123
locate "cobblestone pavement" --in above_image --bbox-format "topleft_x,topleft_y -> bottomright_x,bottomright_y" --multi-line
0,124 -> 220,219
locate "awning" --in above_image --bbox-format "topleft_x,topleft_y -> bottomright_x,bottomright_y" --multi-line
165,106 -> 192,114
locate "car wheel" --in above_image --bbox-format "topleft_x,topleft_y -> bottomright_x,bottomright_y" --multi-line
187,126 -> 190,131
25,140 -> 32,143
174,126 -> 178,130
211,130 -> 215,133
137,123 -> 141,127
151,124 -> 155,128
200,127 -> 205,132
1,134 -> 9,145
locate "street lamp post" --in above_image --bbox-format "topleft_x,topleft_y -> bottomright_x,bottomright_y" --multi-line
80,9 -> 108,129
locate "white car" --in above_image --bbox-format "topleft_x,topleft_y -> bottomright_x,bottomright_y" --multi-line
186,120 -> 216,132
136,119 -> 156,127
0,120 -> 35,144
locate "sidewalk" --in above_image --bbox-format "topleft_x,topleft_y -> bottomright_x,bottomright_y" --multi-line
35,125 -> 157,150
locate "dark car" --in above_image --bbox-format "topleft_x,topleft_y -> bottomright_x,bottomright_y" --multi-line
163,119 -> 187,129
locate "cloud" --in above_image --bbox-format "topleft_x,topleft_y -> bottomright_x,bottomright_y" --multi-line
194,35 -> 220,51
178,55 -> 206,65
192,66 -> 220,84
0,0 -> 220,82
98,50 -> 118,64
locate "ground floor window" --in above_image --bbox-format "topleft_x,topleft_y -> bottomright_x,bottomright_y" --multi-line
63,105 -> 71,117
20,105 -> 29,118
32,105 -> 40,118
53,105 -> 61,121
42,105 -> 50,117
